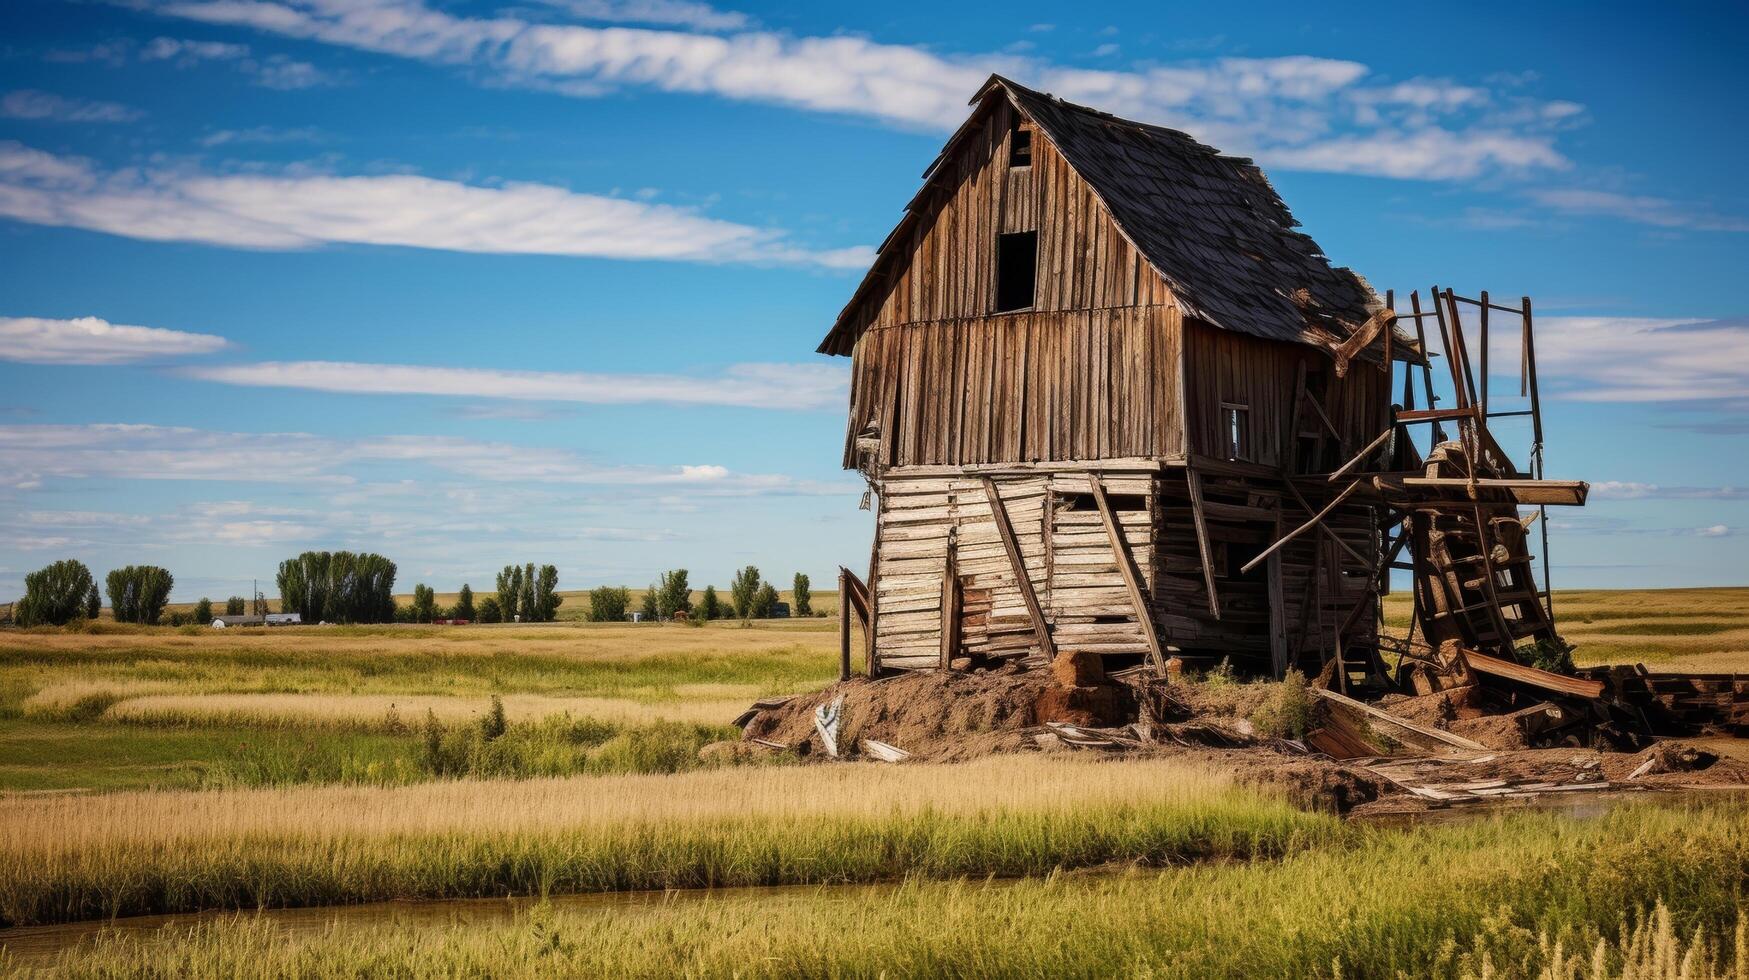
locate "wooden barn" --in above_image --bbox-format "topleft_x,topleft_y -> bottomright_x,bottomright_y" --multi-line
822,75 -> 1586,684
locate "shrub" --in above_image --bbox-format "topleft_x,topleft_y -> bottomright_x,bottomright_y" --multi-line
192,597 -> 213,624
16,559 -> 98,627
477,596 -> 503,624
452,584 -> 475,622
638,589 -> 659,622
480,695 -> 507,740
1514,635 -> 1576,675
587,587 -> 629,623
225,596 -> 246,616
1249,669 -> 1314,740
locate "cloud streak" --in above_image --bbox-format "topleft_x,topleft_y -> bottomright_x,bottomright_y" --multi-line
0,315 -> 229,365
184,359 -> 848,409
1,89 -> 142,123
147,0 -> 1573,181
0,423 -> 857,496
1535,316 -> 1749,403
0,141 -> 870,268
1530,189 -> 1749,232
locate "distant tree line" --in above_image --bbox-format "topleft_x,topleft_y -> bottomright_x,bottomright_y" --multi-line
9,554 -> 820,629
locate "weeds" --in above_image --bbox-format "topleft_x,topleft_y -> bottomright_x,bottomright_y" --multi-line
1247,669 -> 1313,739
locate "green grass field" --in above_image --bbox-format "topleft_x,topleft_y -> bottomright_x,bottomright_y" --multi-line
2,587 -> 1747,976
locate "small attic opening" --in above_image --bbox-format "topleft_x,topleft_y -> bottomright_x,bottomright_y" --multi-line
1009,122 -> 1032,168
995,231 -> 1037,313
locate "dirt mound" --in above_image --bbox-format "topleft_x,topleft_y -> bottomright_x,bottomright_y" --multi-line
1447,714 -> 1530,751
741,663 -> 1134,762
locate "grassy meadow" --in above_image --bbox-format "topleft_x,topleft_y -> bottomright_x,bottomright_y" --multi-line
2,587 -> 1747,975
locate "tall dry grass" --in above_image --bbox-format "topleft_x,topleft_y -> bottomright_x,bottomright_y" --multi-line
9,802 -> 1749,977
0,755 -> 1331,926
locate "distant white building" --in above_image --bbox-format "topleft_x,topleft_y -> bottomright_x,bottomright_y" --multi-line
266,613 -> 302,626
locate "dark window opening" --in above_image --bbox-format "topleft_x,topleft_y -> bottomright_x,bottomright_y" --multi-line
1222,402 -> 1250,461
995,231 -> 1037,313
1225,539 -> 1269,583
1009,125 -> 1033,167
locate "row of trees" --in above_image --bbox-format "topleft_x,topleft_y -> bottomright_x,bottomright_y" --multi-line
276,551 -> 398,625
13,559 -> 178,627
576,566 -> 811,624
12,556 -> 820,629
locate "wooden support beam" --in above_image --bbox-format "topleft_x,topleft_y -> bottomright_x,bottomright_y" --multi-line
1394,478 -> 1588,506
939,531 -> 960,670
1460,647 -> 1605,700
1280,479 -> 1373,570
1088,475 -> 1166,675
1267,510 -> 1288,678
1326,426 -> 1395,483
840,566 -> 874,677
1394,407 -> 1477,424
979,476 -> 1055,660
838,568 -> 852,682
1184,467 -> 1222,619
1311,688 -> 1491,751
1242,480 -> 1364,575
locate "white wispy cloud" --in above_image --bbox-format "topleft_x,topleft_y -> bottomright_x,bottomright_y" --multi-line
532,0 -> 749,31
1535,316 -> 1749,402
0,141 -> 871,268
0,315 -> 229,365
146,0 -> 1573,181
1588,481 -> 1749,501
142,35 -> 335,88
183,359 -> 847,409
1530,189 -> 1749,232
0,89 -> 142,123
0,423 -> 856,495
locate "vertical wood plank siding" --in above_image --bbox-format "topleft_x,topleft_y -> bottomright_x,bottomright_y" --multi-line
1181,321 -> 1391,469
842,100 -> 1184,470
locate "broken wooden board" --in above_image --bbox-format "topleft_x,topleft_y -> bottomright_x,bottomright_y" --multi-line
1312,688 -> 1491,751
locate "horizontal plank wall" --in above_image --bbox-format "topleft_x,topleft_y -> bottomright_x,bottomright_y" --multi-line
872,469 -> 1157,670
846,305 -> 1184,469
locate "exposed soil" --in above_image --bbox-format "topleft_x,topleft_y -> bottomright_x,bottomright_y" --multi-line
729,663 -> 1749,817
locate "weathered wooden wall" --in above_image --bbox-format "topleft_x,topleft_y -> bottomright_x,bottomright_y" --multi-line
1182,321 -> 1391,470
873,469 -> 1156,671
846,99 -> 1176,332
846,307 -> 1183,469
840,97 -> 1185,472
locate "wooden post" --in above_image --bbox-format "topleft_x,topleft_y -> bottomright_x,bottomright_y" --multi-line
1185,466 -> 1222,618
1523,295 -> 1555,632
979,476 -> 1054,660
1267,510 -> 1288,678
838,569 -> 852,682
1479,289 -> 1490,418
1408,290 -> 1442,447
939,529 -> 960,670
1087,475 -> 1166,674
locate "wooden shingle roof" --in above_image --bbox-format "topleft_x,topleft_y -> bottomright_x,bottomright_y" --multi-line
819,74 -> 1402,359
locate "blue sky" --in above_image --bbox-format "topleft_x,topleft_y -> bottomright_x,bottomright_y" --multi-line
1,0 -> 1745,602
